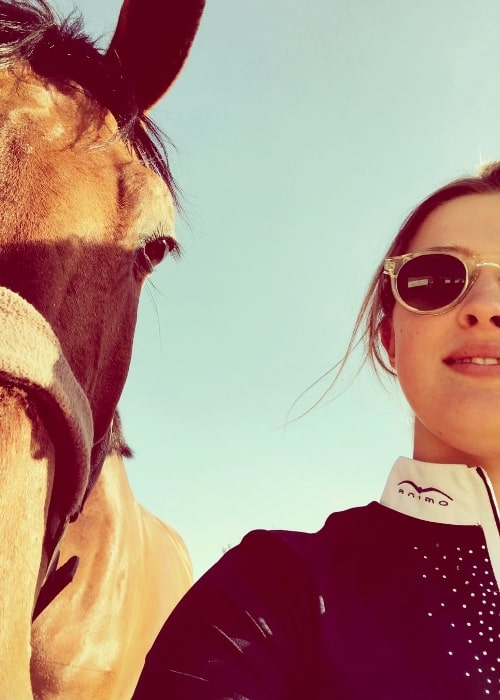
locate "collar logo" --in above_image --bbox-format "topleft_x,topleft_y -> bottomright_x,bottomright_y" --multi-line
397,480 -> 453,507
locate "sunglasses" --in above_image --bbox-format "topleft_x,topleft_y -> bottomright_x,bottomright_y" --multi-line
383,250 -> 500,314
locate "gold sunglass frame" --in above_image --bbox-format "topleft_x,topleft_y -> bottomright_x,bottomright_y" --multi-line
383,249 -> 500,315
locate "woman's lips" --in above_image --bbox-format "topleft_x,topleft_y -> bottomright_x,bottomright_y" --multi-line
444,354 -> 500,374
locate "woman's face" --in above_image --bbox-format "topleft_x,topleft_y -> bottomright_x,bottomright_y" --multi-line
383,192 -> 500,466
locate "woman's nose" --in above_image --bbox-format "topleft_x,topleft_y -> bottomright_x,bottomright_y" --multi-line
457,268 -> 500,328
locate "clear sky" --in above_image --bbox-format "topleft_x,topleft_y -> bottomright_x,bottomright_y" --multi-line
56,0 -> 500,578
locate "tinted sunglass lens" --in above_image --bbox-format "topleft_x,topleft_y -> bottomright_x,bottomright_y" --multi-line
397,254 -> 467,311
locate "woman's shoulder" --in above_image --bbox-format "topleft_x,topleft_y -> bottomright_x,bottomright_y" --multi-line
237,501 -> 384,557
222,500 -> 420,593
205,501 -> 384,589
168,501 -> 398,633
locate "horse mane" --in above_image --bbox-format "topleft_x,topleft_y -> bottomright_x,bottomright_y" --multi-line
0,0 -> 178,204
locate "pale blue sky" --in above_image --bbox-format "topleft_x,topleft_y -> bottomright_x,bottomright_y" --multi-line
56,0 -> 500,577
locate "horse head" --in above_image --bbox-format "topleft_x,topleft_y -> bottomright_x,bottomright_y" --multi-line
0,1 -> 204,694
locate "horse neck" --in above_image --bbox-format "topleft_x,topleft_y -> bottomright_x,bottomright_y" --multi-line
70,451 -> 134,531
30,452 -> 192,699
0,389 -> 54,699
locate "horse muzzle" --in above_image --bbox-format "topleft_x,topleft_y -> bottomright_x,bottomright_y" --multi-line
0,286 -> 94,611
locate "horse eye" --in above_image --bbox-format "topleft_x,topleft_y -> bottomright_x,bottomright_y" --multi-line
135,235 -> 179,278
144,237 -> 169,267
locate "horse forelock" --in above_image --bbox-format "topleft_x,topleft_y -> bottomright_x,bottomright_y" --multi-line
0,0 -> 178,206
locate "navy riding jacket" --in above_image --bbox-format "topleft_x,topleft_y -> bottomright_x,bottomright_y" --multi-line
133,458 -> 500,699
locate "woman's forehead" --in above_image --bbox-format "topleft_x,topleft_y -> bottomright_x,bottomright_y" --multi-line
408,192 -> 500,253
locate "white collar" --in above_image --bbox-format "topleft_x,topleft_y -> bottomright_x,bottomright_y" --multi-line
380,457 -> 500,587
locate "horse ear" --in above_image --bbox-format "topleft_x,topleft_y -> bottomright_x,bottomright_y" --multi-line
107,0 -> 205,111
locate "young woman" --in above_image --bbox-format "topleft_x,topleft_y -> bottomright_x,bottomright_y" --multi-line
134,164 -> 500,699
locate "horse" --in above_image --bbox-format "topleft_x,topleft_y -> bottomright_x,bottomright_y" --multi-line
0,0 -> 204,697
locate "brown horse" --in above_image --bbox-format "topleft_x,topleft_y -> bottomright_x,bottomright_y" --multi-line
0,0 -> 204,697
